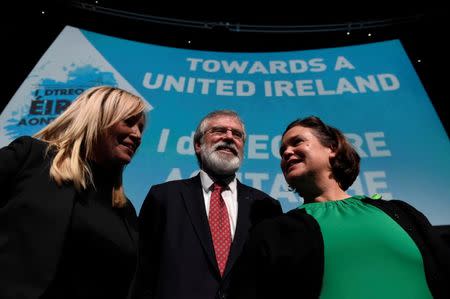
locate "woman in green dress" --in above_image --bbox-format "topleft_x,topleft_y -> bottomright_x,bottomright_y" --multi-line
230,116 -> 449,299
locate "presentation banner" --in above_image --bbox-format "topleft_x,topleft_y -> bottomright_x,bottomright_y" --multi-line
1,26 -> 448,224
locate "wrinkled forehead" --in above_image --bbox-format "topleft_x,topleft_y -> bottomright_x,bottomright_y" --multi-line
206,115 -> 243,130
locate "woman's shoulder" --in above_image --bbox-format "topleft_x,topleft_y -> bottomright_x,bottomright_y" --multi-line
119,199 -> 138,232
7,136 -> 48,151
121,198 -> 138,220
363,197 -> 432,227
1,136 -> 49,159
0,137 -> 53,191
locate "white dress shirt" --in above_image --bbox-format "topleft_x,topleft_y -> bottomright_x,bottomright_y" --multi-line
199,170 -> 238,240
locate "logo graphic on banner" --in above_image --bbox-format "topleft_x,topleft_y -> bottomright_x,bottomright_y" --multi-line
1,25 -> 448,224
3,66 -> 116,139
0,26 -> 151,144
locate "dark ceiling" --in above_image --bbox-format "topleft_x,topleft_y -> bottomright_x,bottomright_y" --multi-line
3,1 -> 449,134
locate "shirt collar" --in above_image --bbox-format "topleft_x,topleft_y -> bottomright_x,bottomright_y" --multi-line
199,170 -> 237,194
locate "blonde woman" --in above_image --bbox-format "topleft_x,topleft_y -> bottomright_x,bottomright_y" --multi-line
0,86 -> 149,299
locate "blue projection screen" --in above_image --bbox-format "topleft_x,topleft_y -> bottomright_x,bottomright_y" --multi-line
1,26 -> 448,224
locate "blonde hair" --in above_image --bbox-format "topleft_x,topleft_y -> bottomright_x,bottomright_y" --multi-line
34,86 -> 148,208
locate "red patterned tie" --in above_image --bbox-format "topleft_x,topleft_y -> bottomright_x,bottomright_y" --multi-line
208,182 -> 231,276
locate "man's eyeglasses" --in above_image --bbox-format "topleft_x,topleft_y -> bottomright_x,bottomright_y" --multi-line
206,126 -> 244,140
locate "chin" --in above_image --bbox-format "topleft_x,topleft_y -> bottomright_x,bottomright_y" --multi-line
285,172 -> 302,184
114,155 -> 132,166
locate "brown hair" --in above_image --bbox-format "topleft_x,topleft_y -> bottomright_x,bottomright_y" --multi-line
282,116 -> 360,190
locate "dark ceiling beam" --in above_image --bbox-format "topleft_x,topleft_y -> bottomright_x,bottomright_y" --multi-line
70,1 -> 425,33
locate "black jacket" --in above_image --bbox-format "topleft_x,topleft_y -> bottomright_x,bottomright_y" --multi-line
132,174 -> 282,299
0,136 -> 138,299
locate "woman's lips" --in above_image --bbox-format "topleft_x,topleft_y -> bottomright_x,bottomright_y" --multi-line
285,159 -> 303,173
121,142 -> 136,154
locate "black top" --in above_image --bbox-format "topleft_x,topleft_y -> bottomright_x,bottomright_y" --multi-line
0,136 -> 138,299
42,166 -> 138,299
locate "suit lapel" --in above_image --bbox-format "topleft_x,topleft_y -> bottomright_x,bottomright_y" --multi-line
223,181 -> 252,278
122,206 -> 138,248
181,175 -> 218,272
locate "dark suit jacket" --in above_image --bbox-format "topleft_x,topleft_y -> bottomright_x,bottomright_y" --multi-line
0,136 -> 138,299
133,175 -> 282,299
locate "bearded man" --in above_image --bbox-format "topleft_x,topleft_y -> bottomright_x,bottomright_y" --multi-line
132,110 -> 281,299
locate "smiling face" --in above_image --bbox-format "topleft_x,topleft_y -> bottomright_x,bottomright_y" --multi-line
195,115 -> 245,176
280,125 -> 335,189
94,113 -> 145,168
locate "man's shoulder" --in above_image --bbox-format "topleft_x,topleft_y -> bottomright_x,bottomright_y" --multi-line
238,181 -> 282,217
149,176 -> 199,192
142,176 -> 200,209
238,181 -> 273,199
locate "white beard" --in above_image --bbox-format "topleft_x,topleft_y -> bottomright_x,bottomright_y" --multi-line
200,141 -> 242,175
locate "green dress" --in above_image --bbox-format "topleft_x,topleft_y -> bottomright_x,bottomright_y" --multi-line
301,196 -> 433,299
